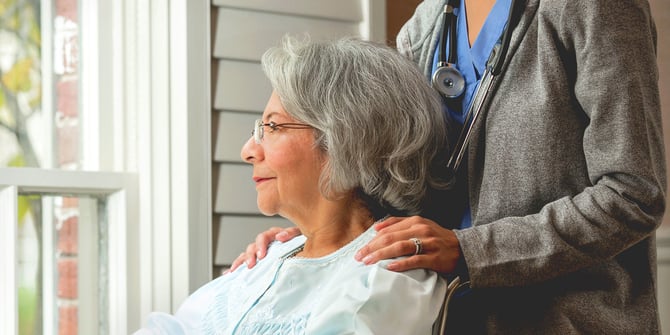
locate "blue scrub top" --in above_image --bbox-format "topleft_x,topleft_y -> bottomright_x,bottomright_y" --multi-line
432,0 -> 511,229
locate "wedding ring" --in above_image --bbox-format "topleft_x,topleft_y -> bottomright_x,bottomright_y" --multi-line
410,237 -> 423,255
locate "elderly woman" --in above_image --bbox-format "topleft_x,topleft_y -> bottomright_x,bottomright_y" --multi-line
135,35 -> 451,334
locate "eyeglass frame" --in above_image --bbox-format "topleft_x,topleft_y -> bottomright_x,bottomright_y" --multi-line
252,119 -> 313,144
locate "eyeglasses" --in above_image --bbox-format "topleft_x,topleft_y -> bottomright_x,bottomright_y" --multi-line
252,119 -> 313,144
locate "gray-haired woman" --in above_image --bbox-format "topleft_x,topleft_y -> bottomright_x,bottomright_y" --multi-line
134,35 -> 453,334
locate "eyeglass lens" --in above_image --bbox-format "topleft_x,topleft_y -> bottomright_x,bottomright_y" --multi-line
253,119 -> 264,144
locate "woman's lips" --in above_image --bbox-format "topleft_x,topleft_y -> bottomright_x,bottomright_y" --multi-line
253,177 -> 274,185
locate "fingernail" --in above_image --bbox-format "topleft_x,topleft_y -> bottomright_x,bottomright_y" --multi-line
256,251 -> 262,258
354,251 -> 362,261
362,255 -> 373,264
277,231 -> 288,239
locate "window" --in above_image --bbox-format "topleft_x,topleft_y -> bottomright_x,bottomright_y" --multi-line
1,0 -> 212,334
0,170 -> 138,334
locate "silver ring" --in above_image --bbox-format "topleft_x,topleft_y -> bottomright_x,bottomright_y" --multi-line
409,237 -> 423,255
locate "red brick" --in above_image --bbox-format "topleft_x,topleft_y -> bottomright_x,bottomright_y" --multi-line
57,258 -> 78,299
57,124 -> 79,167
58,216 -> 78,255
57,80 -> 78,118
58,304 -> 78,335
62,197 -> 79,208
55,0 -> 78,23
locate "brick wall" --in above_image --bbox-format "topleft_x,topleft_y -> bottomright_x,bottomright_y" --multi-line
54,0 -> 80,334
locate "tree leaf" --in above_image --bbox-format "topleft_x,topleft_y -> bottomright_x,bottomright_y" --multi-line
1,58 -> 34,93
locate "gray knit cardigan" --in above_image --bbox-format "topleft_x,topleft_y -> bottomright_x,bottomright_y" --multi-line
398,0 -> 666,333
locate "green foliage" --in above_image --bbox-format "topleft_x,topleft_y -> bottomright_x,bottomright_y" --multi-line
2,58 -> 34,93
29,15 -> 40,45
1,2 -> 42,334
8,152 -> 25,167
18,285 -> 37,335
0,0 -> 42,168
8,155 -> 37,226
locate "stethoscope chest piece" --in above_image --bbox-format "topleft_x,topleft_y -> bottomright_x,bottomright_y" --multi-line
432,64 -> 465,98
433,1 -> 466,99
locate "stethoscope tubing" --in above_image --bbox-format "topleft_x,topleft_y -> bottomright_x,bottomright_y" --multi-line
446,66 -> 495,172
443,0 -> 518,173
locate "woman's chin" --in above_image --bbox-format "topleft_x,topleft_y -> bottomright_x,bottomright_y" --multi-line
256,202 -> 277,217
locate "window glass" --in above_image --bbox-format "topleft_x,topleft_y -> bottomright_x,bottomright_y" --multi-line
0,0 -> 81,169
18,194 -> 108,335
2,2 -> 89,334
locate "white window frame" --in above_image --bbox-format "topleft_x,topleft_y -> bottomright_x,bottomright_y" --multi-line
91,0 -> 213,319
90,0 -> 213,324
0,168 -> 138,334
2,0 -> 212,333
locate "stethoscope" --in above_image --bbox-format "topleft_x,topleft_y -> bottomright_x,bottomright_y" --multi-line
432,0 -> 517,173
431,0 -> 465,99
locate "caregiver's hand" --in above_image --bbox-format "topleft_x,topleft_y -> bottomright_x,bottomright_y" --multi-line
227,226 -> 302,272
355,216 -> 461,273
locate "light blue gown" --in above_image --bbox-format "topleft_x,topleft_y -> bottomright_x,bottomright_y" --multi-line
134,226 -> 447,334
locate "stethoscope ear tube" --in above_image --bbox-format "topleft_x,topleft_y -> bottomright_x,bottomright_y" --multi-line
491,0 -> 516,75
446,67 -> 496,173
444,0 -> 517,173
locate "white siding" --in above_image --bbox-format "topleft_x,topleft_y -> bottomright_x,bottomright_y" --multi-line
214,60 -> 270,112
215,164 -> 257,214
212,0 -> 363,21
214,7 -> 361,61
212,1 -> 380,266
215,216 -> 294,265
215,111 -> 258,162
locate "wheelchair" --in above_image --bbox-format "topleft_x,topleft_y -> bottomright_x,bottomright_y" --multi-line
432,276 -> 471,335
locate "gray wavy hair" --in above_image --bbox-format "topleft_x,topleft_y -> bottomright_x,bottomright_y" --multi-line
261,35 -> 451,215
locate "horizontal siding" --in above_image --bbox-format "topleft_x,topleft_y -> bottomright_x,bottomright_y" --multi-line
214,7 -> 361,61
215,111 -> 259,163
216,164 -> 258,214
212,0 -> 363,22
215,215 -> 293,265
214,60 -> 271,112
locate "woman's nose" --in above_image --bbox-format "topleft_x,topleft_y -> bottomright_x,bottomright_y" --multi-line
241,136 -> 262,163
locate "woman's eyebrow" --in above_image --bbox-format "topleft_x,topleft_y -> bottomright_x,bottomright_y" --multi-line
264,111 -> 290,122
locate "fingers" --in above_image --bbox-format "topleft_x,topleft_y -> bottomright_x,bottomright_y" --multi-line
355,216 -> 462,274
229,239 -> 262,272
355,229 -> 417,263
355,216 -> 428,262
254,227 -> 282,260
227,226 -> 302,273
373,216 -> 404,231
382,236 -> 460,273
275,226 -> 302,242
386,253 -> 435,272
385,239 -> 460,273
229,251 -> 249,272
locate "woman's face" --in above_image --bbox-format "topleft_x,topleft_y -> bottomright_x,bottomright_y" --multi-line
240,91 -> 326,219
